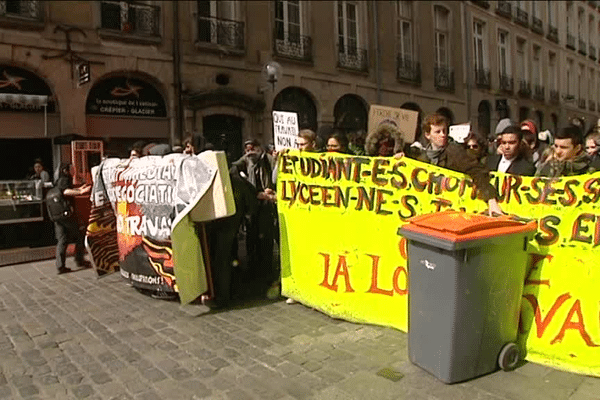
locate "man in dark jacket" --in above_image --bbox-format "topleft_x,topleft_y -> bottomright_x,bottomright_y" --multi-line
536,125 -> 594,177
487,125 -> 536,176
52,163 -> 91,274
415,113 -> 502,215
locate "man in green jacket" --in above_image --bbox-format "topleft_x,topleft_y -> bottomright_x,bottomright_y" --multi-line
536,125 -> 594,177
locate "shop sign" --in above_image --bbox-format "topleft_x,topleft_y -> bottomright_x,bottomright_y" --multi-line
85,76 -> 167,118
0,65 -> 56,112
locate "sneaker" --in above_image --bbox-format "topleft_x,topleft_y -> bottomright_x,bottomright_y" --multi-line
57,267 -> 71,275
76,260 -> 92,269
285,298 -> 297,304
266,282 -> 280,300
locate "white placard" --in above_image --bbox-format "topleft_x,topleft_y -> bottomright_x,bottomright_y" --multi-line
273,111 -> 299,151
449,123 -> 471,144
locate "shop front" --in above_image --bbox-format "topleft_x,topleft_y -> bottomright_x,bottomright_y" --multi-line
85,74 -> 169,158
0,64 -> 59,251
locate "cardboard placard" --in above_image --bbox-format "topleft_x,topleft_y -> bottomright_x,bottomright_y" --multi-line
449,123 -> 471,143
368,105 -> 419,143
273,111 -> 299,151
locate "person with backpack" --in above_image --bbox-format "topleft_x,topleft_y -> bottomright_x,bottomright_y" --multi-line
47,163 -> 91,274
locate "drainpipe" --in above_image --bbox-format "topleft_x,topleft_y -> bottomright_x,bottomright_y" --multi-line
172,0 -> 183,143
463,2 -> 472,124
372,2 -> 382,104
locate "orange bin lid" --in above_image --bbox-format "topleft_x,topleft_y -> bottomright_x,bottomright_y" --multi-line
402,211 -> 538,243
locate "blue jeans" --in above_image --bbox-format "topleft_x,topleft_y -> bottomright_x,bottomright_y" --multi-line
54,218 -> 85,270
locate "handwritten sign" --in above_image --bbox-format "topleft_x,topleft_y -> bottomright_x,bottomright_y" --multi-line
273,111 -> 299,151
449,123 -> 471,143
368,105 -> 419,143
277,150 -> 600,377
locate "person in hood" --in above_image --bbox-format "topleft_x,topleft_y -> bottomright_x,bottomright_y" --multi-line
365,122 -> 405,157
536,125 -> 594,177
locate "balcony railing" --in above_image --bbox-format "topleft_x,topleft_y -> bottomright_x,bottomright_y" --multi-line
531,17 -> 543,35
550,89 -> 559,104
567,33 -> 576,50
547,25 -> 559,43
495,1 -> 512,19
474,68 -> 491,88
534,85 -> 545,101
197,15 -> 244,51
100,1 -> 160,37
471,1 -> 490,9
396,56 -> 421,84
499,73 -> 513,93
337,45 -> 368,72
589,100 -> 596,111
518,80 -> 531,97
515,8 -> 529,27
0,0 -> 42,21
578,98 -> 586,109
274,34 -> 312,61
579,39 -> 587,55
434,66 -> 455,91
590,45 -> 597,60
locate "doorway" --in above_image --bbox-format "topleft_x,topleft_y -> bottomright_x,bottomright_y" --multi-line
202,114 -> 243,164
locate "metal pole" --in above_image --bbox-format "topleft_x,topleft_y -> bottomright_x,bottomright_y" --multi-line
172,0 -> 183,143
463,2 -> 472,124
373,1 -> 382,104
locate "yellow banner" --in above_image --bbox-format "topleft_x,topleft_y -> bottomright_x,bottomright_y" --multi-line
277,150 -> 600,377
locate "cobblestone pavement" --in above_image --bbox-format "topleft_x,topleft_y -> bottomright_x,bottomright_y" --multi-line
0,259 -> 598,400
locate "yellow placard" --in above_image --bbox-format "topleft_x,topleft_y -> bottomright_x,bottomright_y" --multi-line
277,150 -> 600,377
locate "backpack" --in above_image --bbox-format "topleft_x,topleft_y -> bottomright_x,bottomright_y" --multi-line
46,187 -> 72,221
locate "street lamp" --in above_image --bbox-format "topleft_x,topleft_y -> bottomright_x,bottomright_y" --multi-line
260,61 -> 282,92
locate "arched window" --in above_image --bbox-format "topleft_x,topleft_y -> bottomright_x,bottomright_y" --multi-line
272,87 -> 317,131
333,94 -> 367,134
477,101 -> 491,138
436,107 -> 454,126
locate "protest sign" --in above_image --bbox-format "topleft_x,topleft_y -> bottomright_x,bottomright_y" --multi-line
87,152 -> 234,304
277,150 -> 600,377
449,123 -> 471,143
368,105 -> 419,143
273,111 -> 299,151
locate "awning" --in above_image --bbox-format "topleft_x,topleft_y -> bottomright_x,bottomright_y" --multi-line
0,94 -> 48,106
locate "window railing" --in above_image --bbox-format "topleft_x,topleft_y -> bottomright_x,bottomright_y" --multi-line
531,16 -> 543,34
518,80 -> 531,97
499,73 -> 513,93
0,0 -> 42,21
534,85 -> 545,101
590,45 -> 597,60
434,66 -> 455,91
495,1 -> 512,19
100,1 -> 160,37
579,39 -> 587,55
515,8 -> 529,27
274,33 -> 312,61
471,1 -> 490,9
567,33 -> 576,50
549,89 -> 559,104
589,99 -> 596,111
578,98 -> 586,109
474,67 -> 490,88
547,25 -> 559,43
396,56 -> 421,84
197,15 -> 244,51
337,45 -> 368,72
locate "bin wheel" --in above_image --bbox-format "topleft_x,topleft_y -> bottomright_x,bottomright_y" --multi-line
498,343 -> 520,371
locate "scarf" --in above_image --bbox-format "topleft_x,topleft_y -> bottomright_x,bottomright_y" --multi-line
425,145 -> 445,166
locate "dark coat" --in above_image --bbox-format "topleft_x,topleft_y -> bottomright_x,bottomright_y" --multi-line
535,152 -> 594,177
416,142 -> 498,202
486,154 -> 536,176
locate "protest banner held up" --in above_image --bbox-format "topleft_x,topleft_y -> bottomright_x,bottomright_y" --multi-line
87,151 -> 234,304
273,111 -> 299,151
368,105 -> 419,144
277,150 -> 600,377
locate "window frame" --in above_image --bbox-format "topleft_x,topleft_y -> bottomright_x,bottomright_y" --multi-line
395,0 -> 413,62
498,29 -> 511,77
434,5 -> 450,69
337,0 -> 360,55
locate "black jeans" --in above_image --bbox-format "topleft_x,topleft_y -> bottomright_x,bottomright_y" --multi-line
54,218 -> 85,270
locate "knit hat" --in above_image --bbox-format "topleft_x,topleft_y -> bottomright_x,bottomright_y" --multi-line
495,118 -> 513,135
520,119 -> 538,136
